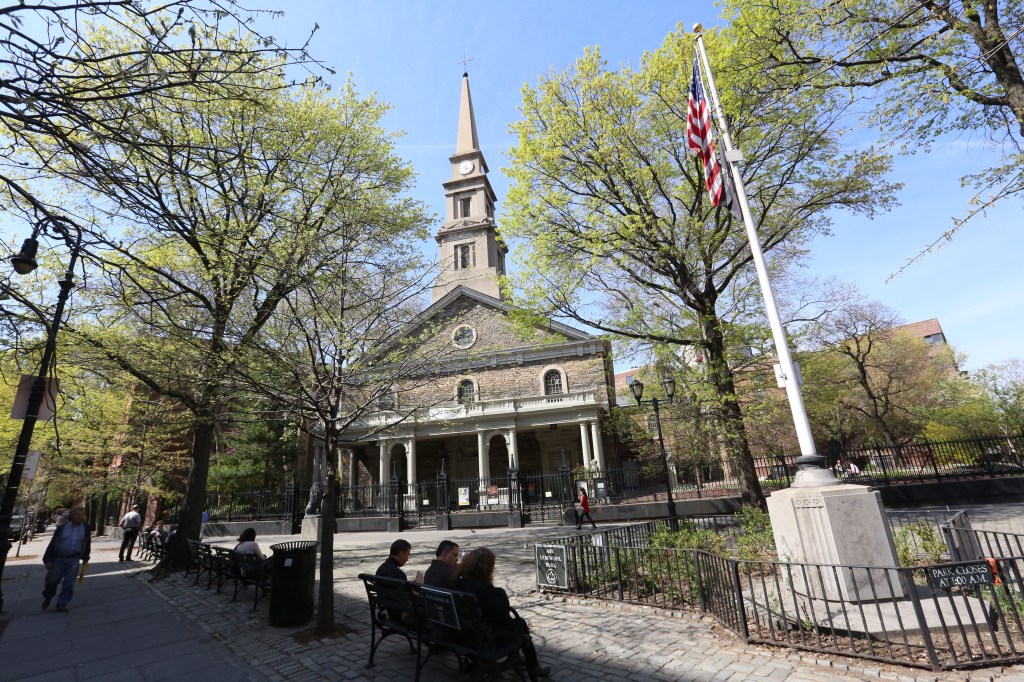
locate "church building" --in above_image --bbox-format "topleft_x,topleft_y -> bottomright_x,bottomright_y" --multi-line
340,74 -> 618,513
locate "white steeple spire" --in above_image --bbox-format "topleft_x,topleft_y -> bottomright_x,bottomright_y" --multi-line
432,72 -> 506,303
455,73 -> 480,155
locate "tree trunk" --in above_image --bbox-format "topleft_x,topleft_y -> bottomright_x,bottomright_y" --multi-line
316,465 -> 336,633
702,317 -> 766,508
95,489 -> 107,536
164,415 -> 216,570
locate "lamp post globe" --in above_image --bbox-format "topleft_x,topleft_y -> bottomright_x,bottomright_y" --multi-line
10,238 -> 39,275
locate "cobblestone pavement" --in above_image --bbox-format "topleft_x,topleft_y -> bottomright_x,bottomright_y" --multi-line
129,514 -> 1024,682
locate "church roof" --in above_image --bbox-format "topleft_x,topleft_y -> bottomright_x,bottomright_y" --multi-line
416,285 -> 593,341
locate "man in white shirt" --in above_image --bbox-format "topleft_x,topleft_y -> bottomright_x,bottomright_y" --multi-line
118,504 -> 142,561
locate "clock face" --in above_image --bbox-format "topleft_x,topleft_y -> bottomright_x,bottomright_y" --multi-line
458,160 -> 474,175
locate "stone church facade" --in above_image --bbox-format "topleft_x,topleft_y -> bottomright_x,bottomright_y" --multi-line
340,73 -> 618,507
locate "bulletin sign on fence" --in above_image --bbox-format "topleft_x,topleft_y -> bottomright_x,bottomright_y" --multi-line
926,560 -> 994,590
535,544 -> 568,590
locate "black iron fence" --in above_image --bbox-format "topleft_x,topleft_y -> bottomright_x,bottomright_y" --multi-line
756,432 -> 1024,488
537,524 -> 1024,671
163,484 -> 298,524
160,431 -> 1023,528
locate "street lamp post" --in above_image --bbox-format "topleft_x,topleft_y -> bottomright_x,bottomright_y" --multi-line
0,218 -> 82,613
630,377 -> 679,531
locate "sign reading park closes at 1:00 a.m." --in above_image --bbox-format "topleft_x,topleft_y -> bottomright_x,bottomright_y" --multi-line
535,544 -> 568,589
926,560 -> 995,590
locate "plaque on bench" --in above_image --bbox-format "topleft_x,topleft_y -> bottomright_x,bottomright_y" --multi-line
421,586 -> 460,630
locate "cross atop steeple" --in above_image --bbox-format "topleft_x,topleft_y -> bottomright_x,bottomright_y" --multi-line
458,54 -> 474,75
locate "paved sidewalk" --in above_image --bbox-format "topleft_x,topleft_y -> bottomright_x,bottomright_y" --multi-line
0,535 -> 266,682
5,511 -> 1024,681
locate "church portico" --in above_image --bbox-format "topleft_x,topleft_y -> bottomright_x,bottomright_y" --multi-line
354,392 -> 606,482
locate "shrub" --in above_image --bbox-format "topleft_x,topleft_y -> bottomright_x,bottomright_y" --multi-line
735,507 -> 776,562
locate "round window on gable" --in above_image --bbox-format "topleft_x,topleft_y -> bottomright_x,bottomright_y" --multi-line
452,324 -> 476,349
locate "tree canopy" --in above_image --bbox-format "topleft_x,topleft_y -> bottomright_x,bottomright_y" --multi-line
725,0 -> 1024,266
503,27 -> 898,506
3,11 -> 428,563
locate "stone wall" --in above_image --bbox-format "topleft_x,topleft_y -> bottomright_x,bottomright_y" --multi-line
400,352 -> 609,408
411,296 -> 568,360
393,296 -> 611,408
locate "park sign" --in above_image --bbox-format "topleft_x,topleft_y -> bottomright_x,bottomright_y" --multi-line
535,544 -> 568,589
926,560 -> 995,590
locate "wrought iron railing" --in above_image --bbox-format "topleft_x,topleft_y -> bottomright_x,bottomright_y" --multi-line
537,529 -> 1024,671
168,430 -> 1024,526
757,432 -> 1024,487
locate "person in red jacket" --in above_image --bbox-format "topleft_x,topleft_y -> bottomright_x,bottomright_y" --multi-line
575,487 -> 596,530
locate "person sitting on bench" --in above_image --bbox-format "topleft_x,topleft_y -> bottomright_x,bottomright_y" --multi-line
423,540 -> 459,588
454,548 -> 550,681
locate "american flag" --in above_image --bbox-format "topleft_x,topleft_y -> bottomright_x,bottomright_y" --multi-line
686,53 -> 731,212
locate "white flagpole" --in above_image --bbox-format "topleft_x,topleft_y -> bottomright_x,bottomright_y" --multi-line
692,25 -> 833,483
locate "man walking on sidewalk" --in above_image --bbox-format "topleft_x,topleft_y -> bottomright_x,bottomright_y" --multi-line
42,507 -> 91,612
119,503 -> 142,561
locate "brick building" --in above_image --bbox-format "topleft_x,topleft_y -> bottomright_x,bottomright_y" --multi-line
340,74 -> 617,496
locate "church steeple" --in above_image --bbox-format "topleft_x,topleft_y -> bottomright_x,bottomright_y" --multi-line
432,72 -> 506,303
455,72 -> 480,155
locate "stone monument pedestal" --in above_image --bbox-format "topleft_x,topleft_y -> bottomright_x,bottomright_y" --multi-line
767,483 -> 904,602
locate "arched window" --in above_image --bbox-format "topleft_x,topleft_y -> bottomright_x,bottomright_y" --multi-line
543,369 -> 564,396
457,379 -> 475,404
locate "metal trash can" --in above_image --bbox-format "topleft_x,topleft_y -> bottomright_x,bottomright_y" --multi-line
268,540 -> 319,626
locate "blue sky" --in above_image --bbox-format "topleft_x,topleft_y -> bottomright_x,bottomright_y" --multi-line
239,0 -> 1018,372
9,1 -> 1019,371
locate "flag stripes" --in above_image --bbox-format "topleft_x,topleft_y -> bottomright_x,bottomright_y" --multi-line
686,53 -> 726,208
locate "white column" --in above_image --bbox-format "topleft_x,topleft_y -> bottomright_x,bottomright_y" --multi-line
590,420 -> 605,472
477,431 -> 489,481
406,439 -> 417,484
348,449 -> 356,492
507,428 -> 519,469
379,441 -> 389,484
579,422 -> 593,468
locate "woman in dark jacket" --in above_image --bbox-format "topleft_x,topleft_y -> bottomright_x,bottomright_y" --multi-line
454,548 -> 550,681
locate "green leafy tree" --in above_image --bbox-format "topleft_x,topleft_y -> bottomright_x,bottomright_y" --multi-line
803,296 -> 959,447
0,1 -> 321,236
974,359 -> 1024,435
0,1 -> 324,564
240,199 -> 435,633
502,28 -> 898,506
47,52 -> 424,568
212,415 -> 301,493
726,0 -> 1024,264
928,359 -> 1024,439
